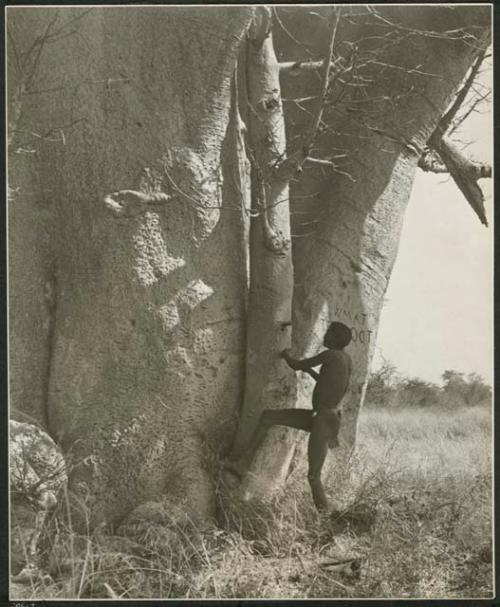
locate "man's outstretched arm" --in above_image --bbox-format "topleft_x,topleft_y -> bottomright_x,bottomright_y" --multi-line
281,349 -> 326,379
305,368 -> 320,381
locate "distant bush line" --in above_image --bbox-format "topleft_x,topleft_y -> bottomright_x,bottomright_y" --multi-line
365,363 -> 492,409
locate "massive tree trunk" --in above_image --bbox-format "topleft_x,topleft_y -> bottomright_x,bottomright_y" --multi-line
8,5 -> 490,527
288,5 -> 489,498
8,6 -> 254,528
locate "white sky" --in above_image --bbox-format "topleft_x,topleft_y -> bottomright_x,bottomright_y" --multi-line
373,62 -> 493,386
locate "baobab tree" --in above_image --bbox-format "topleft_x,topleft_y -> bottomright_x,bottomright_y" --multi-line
8,5 -> 491,531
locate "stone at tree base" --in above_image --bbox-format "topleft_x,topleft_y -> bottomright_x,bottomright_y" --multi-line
10,419 -> 67,579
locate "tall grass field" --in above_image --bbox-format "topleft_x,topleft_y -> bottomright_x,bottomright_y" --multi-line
12,404 -> 492,600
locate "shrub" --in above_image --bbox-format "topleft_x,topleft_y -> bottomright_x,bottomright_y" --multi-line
365,363 -> 491,410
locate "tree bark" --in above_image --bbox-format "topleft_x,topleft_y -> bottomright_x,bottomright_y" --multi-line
8,6 -> 254,527
231,7 -> 297,499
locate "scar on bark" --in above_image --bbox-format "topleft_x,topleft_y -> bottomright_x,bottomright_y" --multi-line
104,190 -> 171,217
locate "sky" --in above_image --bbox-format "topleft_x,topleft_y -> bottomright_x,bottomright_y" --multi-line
373,63 -> 493,386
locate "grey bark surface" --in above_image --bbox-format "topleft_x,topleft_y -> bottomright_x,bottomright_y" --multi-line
8,7 -> 253,526
8,10 -> 57,428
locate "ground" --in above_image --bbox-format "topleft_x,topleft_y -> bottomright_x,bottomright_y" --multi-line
11,403 -> 492,600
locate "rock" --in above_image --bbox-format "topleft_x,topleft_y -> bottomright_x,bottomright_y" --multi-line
10,419 -> 67,576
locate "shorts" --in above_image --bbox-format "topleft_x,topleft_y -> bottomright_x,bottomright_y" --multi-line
312,409 -> 341,449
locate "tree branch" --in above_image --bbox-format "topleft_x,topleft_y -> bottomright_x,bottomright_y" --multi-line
274,7 -> 342,181
449,89 -> 491,136
279,59 -> 324,74
308,9 -> 342,145
430,137 -> 491,226
430,48 -> 487,141
278,58 -> 343,76
420,139 -> 491,180
421,49 -> 491,227
305,156 -> 337,167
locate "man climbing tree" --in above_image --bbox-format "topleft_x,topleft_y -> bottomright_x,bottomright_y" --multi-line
226,322 -> 352,511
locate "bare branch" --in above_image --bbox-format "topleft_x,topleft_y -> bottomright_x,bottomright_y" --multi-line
305,157 -> 336,167
366,6 -> 488,46
430,137 -> 491,226
431,48 -> 487,141
438,137 -> 491,180
304,157 -> 356,182
21,8 -> 93,61
449,89 -> 491,135
272,7 -> 316,59
275,7 -> 342,181
24,12 -> 60,90
279,59 -> 324,74
279,57 -> 344,76
422,50 -> 491,226
309,11 -> 340,136
7,27 -> 22,74
365,59 -> 444,80
282,95 -> 318,103
43,8 -> 94,41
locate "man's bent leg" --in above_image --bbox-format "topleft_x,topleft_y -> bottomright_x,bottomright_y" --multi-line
226,409 -> 312,477
307,418 -> 330,511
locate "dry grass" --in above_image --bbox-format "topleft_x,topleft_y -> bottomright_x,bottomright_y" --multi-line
11,404 -> 493,600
